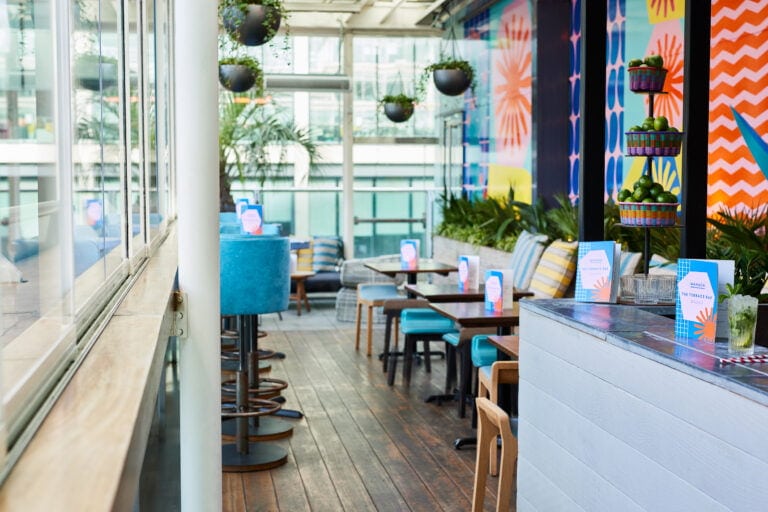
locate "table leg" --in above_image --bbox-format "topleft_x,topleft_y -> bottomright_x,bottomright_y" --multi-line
298,279 -> 310,313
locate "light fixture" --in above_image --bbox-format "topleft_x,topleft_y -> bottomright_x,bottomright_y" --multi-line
263,74 -> 351,92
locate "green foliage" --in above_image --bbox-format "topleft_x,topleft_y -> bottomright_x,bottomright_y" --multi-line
707,207 -> 768,301
218,0 -> 289,52
379,94 -> 417,109
218,90 -> 319,210
218,56 -> 264,94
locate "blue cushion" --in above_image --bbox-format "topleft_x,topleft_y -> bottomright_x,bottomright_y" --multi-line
619,251 -> 642,276
400,309 -> 455,335
471,335 -> 497,368
358,283 -> 400,301
312,236 -> 342,272
509,231 -> 548,290
442,332 -> 460,346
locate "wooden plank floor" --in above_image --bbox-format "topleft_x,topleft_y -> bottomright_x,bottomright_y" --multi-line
223,321 -> 514,511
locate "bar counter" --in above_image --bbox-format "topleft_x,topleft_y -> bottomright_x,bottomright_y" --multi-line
517,299 -> 768,512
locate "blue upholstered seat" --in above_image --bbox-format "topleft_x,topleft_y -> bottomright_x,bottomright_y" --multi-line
400,309 -> 455,335
220,234 -> 290,316
358,283 -> 400,301
355,283 -> 402,356
471,335 -> 497,369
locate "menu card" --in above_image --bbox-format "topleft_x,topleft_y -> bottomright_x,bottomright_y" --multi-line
241,204 -> 263,235
484,269 -> 514,312
458,255 -> 480,291
675,259 -> 719,341
400,239 -> 420,270
236,198 -> 250,219
574,241 -> 621,303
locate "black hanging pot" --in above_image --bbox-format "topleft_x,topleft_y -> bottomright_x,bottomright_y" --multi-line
218,64 -> 257,93
75,56 -> 118,91
222,3 -> 282,47
433,68 -> 472,96
383,102 -> 414,123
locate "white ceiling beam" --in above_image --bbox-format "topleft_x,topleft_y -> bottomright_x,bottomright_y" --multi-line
380,0 -> 407,25
284,2 -> 363,13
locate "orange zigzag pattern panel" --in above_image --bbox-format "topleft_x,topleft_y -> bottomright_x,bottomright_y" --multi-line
708,0 -> 768,214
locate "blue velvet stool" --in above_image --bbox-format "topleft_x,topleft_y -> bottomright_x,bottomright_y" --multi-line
387,309 -> 457,387
220,234 -> 296,471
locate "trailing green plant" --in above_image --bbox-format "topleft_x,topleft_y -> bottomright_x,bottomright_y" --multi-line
218,0 -> 289,52
418,57 -> 476,98
379,94 -> 417,110
219,90 -> 319,211
707,206 -> 768,301
218,55 -> 264,94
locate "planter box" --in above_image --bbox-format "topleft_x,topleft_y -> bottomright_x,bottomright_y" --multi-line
431,235 -> 512,285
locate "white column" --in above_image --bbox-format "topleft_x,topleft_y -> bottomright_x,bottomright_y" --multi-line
173,0 -> 221,510
341,33 -> 354,258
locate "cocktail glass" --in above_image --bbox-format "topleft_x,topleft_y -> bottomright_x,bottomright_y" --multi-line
728,294 -> 759,355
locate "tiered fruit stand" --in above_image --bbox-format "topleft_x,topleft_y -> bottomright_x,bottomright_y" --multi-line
619,64 -> 684,275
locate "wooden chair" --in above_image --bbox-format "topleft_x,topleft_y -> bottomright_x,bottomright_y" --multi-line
472,397 -> 518,512
477,358 -> 519,476
355,283 -> 401,356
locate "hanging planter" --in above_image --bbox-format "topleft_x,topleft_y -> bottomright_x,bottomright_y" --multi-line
380,94 -> 416,123
219,0 -> 287,47
218,56 -> 264,93
75,54 -> 118,91
423,58 -> 475,97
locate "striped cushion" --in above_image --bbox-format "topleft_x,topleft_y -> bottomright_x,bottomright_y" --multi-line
296,243 -> 313,272
529,240 -> 579,298
509,230 -> 549,290
312,236 -> 343,272
619,251 -> 642,276
648,254 -> 678,276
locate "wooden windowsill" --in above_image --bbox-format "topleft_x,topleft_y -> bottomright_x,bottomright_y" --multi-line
0,226 -> 179,511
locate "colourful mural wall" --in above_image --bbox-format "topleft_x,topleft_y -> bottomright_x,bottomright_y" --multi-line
463,0 -> 533,203
465,0 -> 767,214
708,0 -> 768,214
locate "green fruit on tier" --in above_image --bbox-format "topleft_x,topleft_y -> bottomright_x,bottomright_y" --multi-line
629,125 -> 643,132
648,183 -> 664,197
618,189 -> 632,201
627,58 -> 643,67
644,54 -> 664,67
632,188 -> 649,201
636,175 -> 653,189
653,116 -> 669,131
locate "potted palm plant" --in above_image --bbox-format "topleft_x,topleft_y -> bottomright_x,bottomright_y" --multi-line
219,91 -> 320,211
218,0 -> 288,47
218,55 -> 263,93
379,94 -> 417,123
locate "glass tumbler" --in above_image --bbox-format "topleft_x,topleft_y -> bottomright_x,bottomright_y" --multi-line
728,294 -> 759,355
635,275 -> 660,305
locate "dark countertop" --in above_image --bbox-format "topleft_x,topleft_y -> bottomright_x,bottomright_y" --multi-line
519,299 -> 768,406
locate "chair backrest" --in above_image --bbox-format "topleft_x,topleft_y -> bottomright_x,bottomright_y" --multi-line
220,234 -> 290,315
508,230 -> 549,290
472,397 -> 517,512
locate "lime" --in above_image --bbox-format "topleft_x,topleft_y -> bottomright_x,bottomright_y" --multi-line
618,189 -> 632,201
637,175 -> 653,189
660,192 -> 677,203
629,125 -> 644,132
649,183 -> 664,197
628,58 -> 643,67
644,54 -> 664,68
632,188 -> 649,201
653,116 -> 669,131
643,197 -> 656,203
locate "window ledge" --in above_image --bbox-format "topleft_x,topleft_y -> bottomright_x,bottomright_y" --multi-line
0,227 -> 179,511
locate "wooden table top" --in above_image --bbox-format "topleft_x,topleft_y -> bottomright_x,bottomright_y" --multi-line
404,283 -> 535,303
487,335 -> 520,358
364,259 -> 457,276
428,301 -> 520,329
290,271 -> 316,279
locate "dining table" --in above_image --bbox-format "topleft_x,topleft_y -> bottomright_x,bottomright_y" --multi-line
364,259 -> 457,286
427,301 -> 521,449
404,283 -> 534,303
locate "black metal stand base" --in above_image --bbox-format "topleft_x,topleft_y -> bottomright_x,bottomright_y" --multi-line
453,436 -> 477,450
221,416 -> 293,442
222,359 -> 271,373
222,442 -> 288,472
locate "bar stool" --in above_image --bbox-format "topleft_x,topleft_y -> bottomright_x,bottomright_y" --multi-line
388,308 -> 456,386
439,327 -> 495,417
355,283 -> 401,356
220,234 -> 296,471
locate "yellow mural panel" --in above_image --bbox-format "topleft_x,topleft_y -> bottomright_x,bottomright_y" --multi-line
646,0 -> 685,24
488,164 -> 532,204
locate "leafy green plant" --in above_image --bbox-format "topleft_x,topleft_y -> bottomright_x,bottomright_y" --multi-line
219,91 -> 319,211
218,0 -> 289,51
707,207 -> 768,301
379,94 -> 417,109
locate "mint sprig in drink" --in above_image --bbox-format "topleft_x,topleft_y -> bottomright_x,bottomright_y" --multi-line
728,294 -> 759,355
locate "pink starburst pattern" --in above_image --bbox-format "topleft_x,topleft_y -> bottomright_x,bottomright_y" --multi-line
493,8 -> 532,161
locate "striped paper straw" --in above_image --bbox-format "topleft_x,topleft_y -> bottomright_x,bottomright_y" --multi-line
720,354 -> 768,365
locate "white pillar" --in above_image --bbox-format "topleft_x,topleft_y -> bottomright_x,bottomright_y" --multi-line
173,0 -> 221,510
341,33 -> 354,258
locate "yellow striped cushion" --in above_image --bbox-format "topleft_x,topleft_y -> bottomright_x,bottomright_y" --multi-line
529,240 -> 579,298
297,243 -> 314,272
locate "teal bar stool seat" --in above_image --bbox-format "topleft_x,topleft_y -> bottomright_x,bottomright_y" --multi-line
387,308 -> 457,386
355,283 -> 402,357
